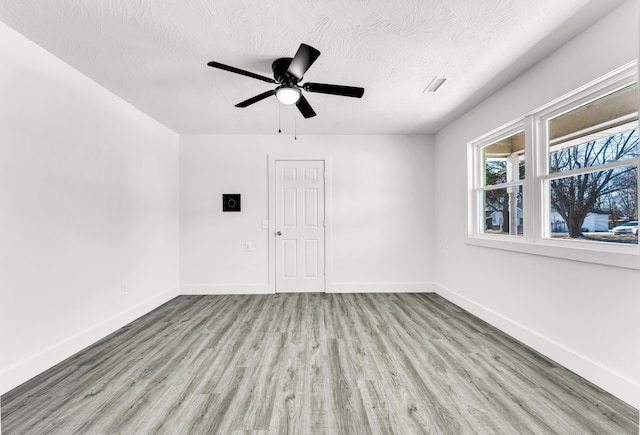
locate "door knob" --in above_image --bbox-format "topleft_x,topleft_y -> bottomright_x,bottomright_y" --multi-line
276,231 -> 282,236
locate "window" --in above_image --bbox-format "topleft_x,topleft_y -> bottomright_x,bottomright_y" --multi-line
469,62 -> 639,267
475,130 -> 525,236
542,83 -> 638,244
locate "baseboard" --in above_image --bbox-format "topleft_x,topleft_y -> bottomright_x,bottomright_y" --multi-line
434,283 -> 640,410
181,282 -> 437,295
181,283 -> 273,295
328,282 -> 438,293
0,286 -> 180,396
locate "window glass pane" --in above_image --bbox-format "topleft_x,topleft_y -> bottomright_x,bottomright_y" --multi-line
482,131 -> 525,186
485,159 -> 507,184
482,185 -> 523,235
548,165 -> 637,244
549,83 -> 637,147
518,154 -> 525,180
549,128 -> 639,174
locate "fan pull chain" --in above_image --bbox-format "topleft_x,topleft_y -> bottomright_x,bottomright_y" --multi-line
294,112 -> 297,140
278,102 -> 281,134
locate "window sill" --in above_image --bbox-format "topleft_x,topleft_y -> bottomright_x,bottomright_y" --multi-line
466,235 -> 640,270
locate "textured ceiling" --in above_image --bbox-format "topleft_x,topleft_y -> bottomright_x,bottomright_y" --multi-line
0,0 -> 628,134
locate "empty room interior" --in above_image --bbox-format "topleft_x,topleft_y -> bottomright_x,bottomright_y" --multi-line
1,0 -> 639,433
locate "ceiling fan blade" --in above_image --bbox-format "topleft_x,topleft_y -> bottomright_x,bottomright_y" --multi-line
207,61 -> 276,84
303,82 -> 364,98
235,90 -> 276,108
295,94 -> 316,118
287,44 -> 321,80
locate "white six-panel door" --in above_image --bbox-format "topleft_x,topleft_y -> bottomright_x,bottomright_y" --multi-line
275,160 -> 325,293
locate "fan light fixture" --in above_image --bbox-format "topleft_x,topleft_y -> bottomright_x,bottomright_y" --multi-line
276,86 -> 301,105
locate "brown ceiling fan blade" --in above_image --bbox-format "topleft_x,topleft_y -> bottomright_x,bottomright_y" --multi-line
207,61 -> 276,84
295,94 -> 316,118
287,44 -> 321,81
303,82 -> 364,98
235,90 -> 276,107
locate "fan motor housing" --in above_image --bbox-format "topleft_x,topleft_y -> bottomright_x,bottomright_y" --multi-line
272,57 -> 297,85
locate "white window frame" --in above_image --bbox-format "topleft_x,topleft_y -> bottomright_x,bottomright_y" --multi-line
469,121 -> 527,238
468,61 -> 640,269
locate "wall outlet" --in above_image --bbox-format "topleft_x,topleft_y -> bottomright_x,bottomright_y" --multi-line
262,220 -> 269,229
244,242 -> 253,252
121,283 -> 128,295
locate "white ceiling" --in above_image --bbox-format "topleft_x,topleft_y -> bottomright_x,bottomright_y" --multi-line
0,0 -> 627,135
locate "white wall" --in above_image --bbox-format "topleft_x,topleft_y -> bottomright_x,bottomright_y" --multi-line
0,22 -> 180,395
434,0 -> 640,408
180,134 -> 435,294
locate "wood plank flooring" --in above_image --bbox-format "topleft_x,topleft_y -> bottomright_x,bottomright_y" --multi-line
2,293 -> 638,434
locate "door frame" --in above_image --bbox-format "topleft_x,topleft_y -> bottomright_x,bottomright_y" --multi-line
268,154 -> 332,293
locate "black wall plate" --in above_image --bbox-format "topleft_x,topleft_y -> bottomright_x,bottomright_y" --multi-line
223,194 -> 241,212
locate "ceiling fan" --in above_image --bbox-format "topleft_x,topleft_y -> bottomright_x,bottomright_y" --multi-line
207,43 -> 364,118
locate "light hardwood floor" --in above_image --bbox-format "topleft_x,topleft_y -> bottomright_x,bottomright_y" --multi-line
2,293 -> 638,434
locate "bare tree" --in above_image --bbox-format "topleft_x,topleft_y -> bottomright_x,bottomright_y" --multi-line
549,130 -> 638,238
484,160 -> 523,233
613,170 -> 638,219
